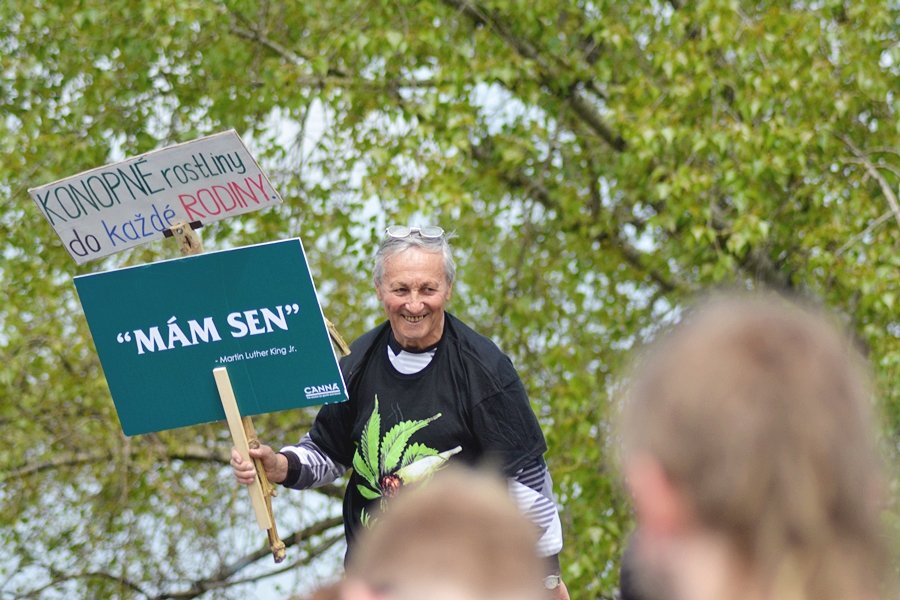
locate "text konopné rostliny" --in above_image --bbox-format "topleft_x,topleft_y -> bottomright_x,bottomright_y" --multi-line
34,151 -> 270,226
29,131 -> 283,264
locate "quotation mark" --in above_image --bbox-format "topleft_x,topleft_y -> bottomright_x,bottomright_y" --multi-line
116,332 -> 132,344
283,304 -> 300,315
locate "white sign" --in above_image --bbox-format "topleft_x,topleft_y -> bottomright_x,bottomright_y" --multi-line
28,130 -> 283,264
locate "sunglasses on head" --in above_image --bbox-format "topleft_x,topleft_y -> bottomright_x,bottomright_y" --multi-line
384,225 -> 445,239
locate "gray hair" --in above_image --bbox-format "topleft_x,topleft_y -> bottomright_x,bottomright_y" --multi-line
373,232 -> 457,287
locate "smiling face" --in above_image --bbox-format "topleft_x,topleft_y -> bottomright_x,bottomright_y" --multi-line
375,248 -> 452,350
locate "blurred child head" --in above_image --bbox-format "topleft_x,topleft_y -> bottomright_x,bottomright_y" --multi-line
343,466 -> 546,600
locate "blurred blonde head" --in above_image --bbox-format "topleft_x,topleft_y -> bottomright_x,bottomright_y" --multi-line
343,466 -> 546,600
619,294 -> 890,600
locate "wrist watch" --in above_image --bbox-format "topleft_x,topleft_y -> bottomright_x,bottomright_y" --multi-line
543,575 -> 562,590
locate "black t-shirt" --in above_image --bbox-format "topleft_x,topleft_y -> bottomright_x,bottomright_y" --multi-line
309,313 -> 547,554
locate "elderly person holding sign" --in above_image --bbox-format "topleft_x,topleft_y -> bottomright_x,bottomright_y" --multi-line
232,226 -> 568,599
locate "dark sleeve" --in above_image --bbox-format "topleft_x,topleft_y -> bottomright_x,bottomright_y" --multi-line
308,354 -> 358,467
469,356 -> 547,476
308,400 -> 355,468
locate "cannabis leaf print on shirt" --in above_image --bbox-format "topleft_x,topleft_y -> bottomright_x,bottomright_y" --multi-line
353,396 -> 461,526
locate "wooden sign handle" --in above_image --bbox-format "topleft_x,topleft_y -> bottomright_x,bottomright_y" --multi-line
214,366 -> 286,562
241,415 -> 287,561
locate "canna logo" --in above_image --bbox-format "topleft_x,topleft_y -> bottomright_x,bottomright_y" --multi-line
304,383 -> 342,400
353,396 -> 461,527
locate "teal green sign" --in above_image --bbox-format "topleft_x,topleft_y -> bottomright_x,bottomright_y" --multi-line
74,238 -> 347,436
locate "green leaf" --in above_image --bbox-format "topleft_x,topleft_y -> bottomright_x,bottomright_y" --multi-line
380,413 -> 442,473
400,442 -> 439,469
357,483 -> 382,501
360,508 -> 374,529
353,445 -> 378,489
385,30 -> 403,49
360,396 -> 381,476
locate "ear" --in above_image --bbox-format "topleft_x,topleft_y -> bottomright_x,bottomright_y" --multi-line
375,281 -> 384,302
625,455 -> 691,537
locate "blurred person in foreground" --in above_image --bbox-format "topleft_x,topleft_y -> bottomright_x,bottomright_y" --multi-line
618,294 -> 893,600
341,467 -> 549,600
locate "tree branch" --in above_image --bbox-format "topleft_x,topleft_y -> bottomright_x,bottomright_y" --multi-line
181,533 -> 342,591
441,0 -> 626,151
835,210 -> 895,257
224,5 -> 307,67
3,446 -> 344,500
469,139 -> 684,294
840,135 -> 900,229
707,203 -> 797,292
21,570 -> 151,599
18,527 -> 339,600
3,451 -> 113,481
2,443 -> 232,482
153,516 -> 344,599
227,23 -> 447,92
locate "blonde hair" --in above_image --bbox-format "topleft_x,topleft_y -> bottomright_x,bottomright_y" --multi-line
621,294 -> 889,599
346,467 -> 544,599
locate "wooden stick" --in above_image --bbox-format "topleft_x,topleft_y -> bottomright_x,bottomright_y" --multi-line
214,367 -> 286,562
214,367 -> 273,530
242,416 -> 286,562
325,317 -> 352,356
